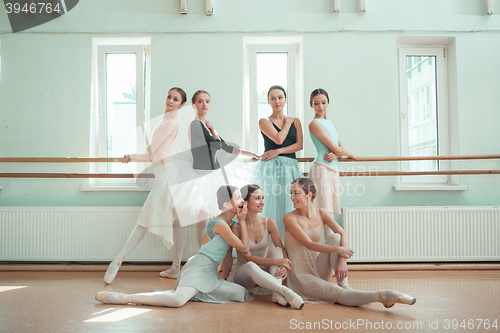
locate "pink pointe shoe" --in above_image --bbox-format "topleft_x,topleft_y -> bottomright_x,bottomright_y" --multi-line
381,291 -> 416,308
104,254 -> 125,284
95,291 -> 127,305
279,286 -> 304,310
272,292 -> 290,307
159,262 -> 180,279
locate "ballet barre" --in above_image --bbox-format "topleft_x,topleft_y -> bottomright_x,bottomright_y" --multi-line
1,170 -> 500,178
1,154 -> 499,163
0,154 -> 499,178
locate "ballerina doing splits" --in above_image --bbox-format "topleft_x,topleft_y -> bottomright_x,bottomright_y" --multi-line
96,185 -> 303,309
283,177 -> 416,308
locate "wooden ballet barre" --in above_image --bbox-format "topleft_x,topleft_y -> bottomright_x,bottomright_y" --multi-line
0,157 -> 121,163
1,170 -> 499,178
297,154 -> 500,163
0,173 -> 154,178
1,154 -> 499,163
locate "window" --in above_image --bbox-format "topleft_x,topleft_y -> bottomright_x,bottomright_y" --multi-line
87,38 -> 151,189
244,37 -> 303,156
398,47 -> 449,184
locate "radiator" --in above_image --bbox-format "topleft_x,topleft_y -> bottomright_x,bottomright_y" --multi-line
0,207 -> 200,262
343,206 -> 500,263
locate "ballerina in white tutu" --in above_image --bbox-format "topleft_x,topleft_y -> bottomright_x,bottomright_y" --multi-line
161,90 -> 258,278
103,87 -> 187,284
284,178 -> 416,308
96,185 -> 302,309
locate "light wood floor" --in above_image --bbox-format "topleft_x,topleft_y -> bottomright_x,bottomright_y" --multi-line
1,267 -> 499,333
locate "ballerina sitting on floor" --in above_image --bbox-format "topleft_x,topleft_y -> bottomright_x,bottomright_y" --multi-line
96,185 -> 302,309
224,184 -> 300,308
283,177 -> 416,308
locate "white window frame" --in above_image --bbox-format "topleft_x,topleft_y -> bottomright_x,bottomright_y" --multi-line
85,37 -> 151,191
398,46 -> 450,185
243,36 -> 303,156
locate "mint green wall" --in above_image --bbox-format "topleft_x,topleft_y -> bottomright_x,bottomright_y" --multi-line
1,0 -> 499,206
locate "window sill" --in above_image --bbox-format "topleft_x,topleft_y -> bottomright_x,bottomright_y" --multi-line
393,183 -> 468,191
80,186 -> 152,192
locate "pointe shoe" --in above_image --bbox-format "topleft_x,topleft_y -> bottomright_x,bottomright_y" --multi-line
381,292 -> 416,308
272,292 -> 290,307
95,291 -> 127,305
159,263 -> 180,279
287,293 -> 305,310
338,278 -> 349,289
280,287 -> 304,310
104,254 -> 125,284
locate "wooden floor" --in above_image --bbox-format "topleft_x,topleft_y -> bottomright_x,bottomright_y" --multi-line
1,267 -> 499,333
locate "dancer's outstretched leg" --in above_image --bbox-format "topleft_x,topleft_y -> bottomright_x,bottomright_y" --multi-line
317,232 -> 349,288
160,219 -> 184,278
96,287 -> 197,308
104,225 -> 148,284
234,262 -> 304,309
336,288 -> 416,307
266,247 -> 290,307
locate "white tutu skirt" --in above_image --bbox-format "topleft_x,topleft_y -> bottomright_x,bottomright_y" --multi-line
169,151 -> 253,226
136,163 -> 181,249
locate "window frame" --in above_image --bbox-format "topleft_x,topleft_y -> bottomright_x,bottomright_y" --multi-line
398,46 -> 450,184
86,38 -> 151,190
243,37 -> 303,156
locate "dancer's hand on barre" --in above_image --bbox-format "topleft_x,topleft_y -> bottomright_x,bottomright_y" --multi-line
274,266 -> 289,280
122,155 -> 131,163
347,153 -> 359,159
261,149 -> 280,161
239,150 -> 261,160
338,246 -> 354,259
335,261 -> 348,283
324,151 -> 339,162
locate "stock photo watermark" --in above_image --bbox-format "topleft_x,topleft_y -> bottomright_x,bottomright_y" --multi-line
289,318 -> 499,331
3,0 -> 79,33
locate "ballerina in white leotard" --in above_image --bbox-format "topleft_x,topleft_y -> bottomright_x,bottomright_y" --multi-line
103,87 -> 187,284
225,184 -> 298,307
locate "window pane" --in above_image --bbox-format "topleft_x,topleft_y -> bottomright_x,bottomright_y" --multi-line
256,52 -> 288,155
105,53 -> 137,174
406,55 -> 438,171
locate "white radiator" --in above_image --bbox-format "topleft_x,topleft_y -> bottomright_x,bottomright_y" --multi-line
343,206 -> 500,263
0,207 -> 199,262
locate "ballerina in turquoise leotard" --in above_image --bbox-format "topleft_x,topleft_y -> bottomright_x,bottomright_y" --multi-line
308,88 -> 358,218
